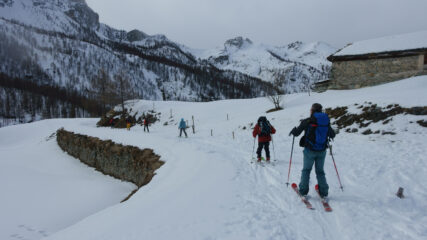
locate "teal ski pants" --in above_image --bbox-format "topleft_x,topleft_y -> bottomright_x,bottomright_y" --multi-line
299,148 -> 329,197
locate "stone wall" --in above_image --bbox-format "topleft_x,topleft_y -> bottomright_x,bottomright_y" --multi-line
56,128 -> 164,187
330,54 -> 424,89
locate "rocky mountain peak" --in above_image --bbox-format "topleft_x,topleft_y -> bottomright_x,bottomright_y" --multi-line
224,36 -> 253,50
0,0 -> 100,33
65,0 -> 99,30
287,41 -> 303,50
126,29 -> 148,42
0,0 -> 14,7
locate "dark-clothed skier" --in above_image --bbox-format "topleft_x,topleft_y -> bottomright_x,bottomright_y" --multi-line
143,118 -> 149,132
289,103 -> 335,198
252,116 -> 276,162
178,118 -> 188,137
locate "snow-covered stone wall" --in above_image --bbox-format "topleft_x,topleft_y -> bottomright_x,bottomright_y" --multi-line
56,128 -> 164,187
330,54 -> 425,89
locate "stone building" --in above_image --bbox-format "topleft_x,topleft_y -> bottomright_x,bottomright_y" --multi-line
326,31 -> 427,89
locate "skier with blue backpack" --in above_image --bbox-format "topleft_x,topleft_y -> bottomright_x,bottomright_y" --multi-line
253,116 -> 276,162
289,103 -> 335,199
178,118 -> 188,138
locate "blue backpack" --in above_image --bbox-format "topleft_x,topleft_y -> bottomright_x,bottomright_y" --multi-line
305,112 -> 330,151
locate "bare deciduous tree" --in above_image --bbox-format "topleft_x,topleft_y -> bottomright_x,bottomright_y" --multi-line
301,77 -> 311,96
90,69 -> 116,115
114,73 -> 136,115
268,95 -> 284,110
267,79 -> 285,111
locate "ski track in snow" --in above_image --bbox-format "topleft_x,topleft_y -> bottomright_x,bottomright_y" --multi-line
55,116 -> 426,240
1,77 -> 427,240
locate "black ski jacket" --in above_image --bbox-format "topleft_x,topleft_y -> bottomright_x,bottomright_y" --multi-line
290,114 -> 336,150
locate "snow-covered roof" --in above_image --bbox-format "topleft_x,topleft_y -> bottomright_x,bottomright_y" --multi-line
329,30 -> 427,61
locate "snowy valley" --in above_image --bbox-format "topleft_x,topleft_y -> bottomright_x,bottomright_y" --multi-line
1,76 -> 426,240
1,1 -> 426,239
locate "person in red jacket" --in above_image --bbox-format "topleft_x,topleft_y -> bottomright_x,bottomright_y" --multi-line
143,118 -> 149,132
252,116 -> 276,162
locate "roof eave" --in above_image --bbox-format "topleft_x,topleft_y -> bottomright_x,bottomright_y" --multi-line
328,48 -> 427,62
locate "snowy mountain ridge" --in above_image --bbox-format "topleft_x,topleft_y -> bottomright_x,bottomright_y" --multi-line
0,0 -> 335,95
0,0 -> 98,36
0,0 -> 336,127
0,0 -> 281,126
190,37 -> 336,93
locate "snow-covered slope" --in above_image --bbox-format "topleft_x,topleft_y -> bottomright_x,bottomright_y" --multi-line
0,119 -> 135,240
2,77 -> 424,239
0,0 -> 278,126
0,0 -> 334,102
0,0 -> 277,101
0,0 -> 99,36
190,37 -> 336,93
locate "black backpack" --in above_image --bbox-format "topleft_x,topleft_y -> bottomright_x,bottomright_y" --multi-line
258,116 -> 271,137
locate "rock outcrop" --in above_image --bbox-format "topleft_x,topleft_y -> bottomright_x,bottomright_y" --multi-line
56,128 -> 164,187
325,103 -> 427,134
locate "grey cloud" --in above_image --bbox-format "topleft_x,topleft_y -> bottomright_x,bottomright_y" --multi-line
86,0 -> 427,49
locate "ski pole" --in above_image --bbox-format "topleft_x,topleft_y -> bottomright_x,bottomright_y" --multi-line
251,137 -> 256,161
286,136 -> 295,187
329,144 -> 344,191
272,135 -> 276,161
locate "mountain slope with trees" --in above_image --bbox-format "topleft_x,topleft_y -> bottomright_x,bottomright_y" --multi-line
0,0 -> 334,127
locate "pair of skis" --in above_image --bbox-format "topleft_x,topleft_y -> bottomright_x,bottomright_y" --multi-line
250,157 -> 276,166
291,183 -> 332,212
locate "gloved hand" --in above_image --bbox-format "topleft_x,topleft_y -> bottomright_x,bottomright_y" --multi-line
289,127 -> 296,136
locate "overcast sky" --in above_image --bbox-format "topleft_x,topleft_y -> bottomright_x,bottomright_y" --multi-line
86,0 -> 427,49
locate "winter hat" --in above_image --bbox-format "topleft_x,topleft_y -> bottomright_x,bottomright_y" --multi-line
311,103 -> 323,112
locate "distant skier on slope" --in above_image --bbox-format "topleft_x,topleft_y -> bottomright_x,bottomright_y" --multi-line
252,116 -> 276,162
179,118 -> 188,138
143,118 -> 149,132
289,103 -> 335,199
